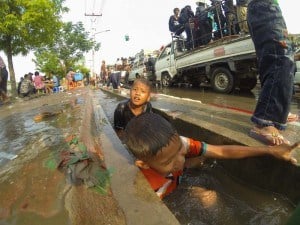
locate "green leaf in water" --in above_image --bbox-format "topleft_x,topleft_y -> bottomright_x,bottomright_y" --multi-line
44,158 -> 58,170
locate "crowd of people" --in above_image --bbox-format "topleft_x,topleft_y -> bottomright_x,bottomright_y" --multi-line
168,0 -> 249,49
16,71 -> 61,98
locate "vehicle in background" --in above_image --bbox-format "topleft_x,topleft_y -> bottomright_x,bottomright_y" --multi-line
127,49 -> 159,84
155,35 -> 258,93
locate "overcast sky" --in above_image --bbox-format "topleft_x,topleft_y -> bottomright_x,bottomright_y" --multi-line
5,0 -> 300,80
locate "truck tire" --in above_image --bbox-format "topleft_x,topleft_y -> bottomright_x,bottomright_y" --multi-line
161,73 -> 172,87
211,67 -> 234,93
239,77 -> 257,91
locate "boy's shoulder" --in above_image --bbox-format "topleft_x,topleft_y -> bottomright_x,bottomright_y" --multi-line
115,99 -> 130,112
144,101 -> 153,112
117,99 -> 130,107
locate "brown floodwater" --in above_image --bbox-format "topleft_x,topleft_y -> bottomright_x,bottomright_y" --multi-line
98,87 -> 297,225
0,86 -> 298,225
0,97 -> 83,225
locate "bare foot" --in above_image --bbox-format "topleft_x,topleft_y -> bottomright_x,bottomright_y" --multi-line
249,126 -> 290,146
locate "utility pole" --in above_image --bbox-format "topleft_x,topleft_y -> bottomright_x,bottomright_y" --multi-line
85,12 -> 102,78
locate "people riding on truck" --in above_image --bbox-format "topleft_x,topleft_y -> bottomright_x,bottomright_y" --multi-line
168,0 -> 245,50
178,5 -> 195,50
194,0 -> 213,46
168,8 -> 185,37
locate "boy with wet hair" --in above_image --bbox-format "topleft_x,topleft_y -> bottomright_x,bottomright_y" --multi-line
114,78 -> 153,139
124,113 -> 299,199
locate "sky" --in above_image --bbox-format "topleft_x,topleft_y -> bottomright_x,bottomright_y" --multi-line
3,0 -> 300,81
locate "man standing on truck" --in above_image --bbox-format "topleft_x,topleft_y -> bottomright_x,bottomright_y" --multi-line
247,0 -> 295,145
179,5 -> 195,50
223,0 -> 237,36
236,0 -> 249,35
169,8 -> 185,36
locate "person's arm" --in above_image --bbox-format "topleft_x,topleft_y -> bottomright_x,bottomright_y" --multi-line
205,142 -> 300,164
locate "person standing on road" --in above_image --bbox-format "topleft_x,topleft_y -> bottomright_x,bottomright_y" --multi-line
0,55 -> 9,103
100,60 -> 107,84
247,0 -> 295,145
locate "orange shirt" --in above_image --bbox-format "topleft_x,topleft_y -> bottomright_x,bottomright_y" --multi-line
140,136 -> 205,199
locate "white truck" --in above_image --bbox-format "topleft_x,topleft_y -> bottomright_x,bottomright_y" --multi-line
155,35 -> 258,93
127,49 -> 159,84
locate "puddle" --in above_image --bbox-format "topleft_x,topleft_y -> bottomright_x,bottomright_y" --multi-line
0,100 -> 80,224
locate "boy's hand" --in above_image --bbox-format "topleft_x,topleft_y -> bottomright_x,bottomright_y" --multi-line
269,142 -> 300,165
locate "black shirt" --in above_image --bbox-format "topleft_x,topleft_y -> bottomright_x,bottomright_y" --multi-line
113,99 -> 153,130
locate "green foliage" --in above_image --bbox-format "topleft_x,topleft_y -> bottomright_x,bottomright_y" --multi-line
44,157 -> 58,170
0,0 -> 65,55
34,21 -> 98,76
0,0 -> 66,97
44,134 -> 114,195
92,168 -> 114,195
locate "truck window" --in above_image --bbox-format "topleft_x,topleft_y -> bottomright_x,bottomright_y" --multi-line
160,47 -> 171,59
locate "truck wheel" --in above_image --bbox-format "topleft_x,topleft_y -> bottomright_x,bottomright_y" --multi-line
162,73 -> 172,87
239,77 -> 257,91
211,67 -> 234,93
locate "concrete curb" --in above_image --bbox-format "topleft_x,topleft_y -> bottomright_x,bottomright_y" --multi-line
91,89 -> 180,225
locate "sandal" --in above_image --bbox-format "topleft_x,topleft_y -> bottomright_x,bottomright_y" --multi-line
249,127 -> 290,146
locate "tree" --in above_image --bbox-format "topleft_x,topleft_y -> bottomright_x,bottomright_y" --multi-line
0,0 -> 66,97
34,21 -> 100,78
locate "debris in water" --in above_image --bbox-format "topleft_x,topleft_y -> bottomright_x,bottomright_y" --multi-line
33,110 -> 62,122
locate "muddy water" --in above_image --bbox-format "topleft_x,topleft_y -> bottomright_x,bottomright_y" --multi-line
98,89 -> 296,225
0,97 -> 82,224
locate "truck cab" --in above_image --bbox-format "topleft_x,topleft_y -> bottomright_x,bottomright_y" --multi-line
154,43 -> 176,87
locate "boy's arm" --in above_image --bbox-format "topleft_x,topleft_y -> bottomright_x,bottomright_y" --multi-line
205,142 -> 300,165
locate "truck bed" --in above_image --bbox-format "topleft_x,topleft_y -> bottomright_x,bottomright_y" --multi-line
175,35 -> 256,69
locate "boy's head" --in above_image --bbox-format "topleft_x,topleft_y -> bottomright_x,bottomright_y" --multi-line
173,7 -> 180,15
130,78 -> 151,107
124,113 -> 187,176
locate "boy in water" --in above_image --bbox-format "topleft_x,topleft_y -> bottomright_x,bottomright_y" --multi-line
114,78 -> 153,139
124,113 -> 299,199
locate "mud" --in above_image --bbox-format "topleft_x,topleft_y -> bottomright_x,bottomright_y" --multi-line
0,88 -> 126,225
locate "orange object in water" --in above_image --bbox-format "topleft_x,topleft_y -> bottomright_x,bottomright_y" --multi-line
68,81 -> 76,90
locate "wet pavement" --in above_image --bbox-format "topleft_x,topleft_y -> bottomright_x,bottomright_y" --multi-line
0,87 -> 179,225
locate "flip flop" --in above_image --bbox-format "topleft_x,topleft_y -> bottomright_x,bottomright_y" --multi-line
287,113 -> 299,123
249,128 -> 290,145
